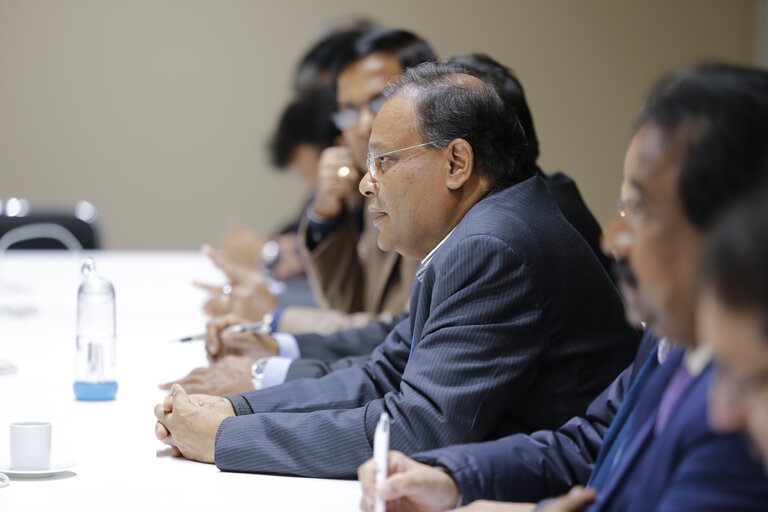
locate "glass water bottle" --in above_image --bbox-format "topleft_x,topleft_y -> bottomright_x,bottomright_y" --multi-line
74,257 -> 117,400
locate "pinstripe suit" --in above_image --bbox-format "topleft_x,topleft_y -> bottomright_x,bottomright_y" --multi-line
214,176 -> 638,478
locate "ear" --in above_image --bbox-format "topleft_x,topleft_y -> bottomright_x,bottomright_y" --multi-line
444,138 -> 474,190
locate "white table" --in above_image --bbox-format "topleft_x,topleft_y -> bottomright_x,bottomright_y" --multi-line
0,251 -> 360,511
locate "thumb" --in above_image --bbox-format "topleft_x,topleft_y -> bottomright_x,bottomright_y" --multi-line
170,384 -> 192,407
559,487 -> 597,507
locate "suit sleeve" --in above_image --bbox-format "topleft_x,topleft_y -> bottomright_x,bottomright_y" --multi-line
285,355 -> 373,380
292,313 -> 407,361
412,363 -> 629,502
215,237 -> 547,478
412,330 -> 661,504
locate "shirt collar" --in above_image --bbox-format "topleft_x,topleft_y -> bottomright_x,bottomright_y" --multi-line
415,227 -> 456,282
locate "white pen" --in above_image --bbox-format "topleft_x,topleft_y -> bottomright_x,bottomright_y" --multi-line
174,321 -> 270,342
373,412 -> 390,512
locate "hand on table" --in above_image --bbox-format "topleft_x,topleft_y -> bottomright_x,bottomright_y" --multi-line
154,384 -> 235,463
205,313 -> 279,362
159,355 -> 256,395
358,450 -> 461,512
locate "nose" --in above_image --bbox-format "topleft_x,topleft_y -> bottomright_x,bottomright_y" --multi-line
359,170 -> 379,197
602,215 -> 633,261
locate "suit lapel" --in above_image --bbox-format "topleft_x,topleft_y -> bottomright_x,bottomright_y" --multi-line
592,349 -> 685,510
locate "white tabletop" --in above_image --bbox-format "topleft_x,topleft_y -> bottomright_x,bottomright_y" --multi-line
0,251 -> 360,511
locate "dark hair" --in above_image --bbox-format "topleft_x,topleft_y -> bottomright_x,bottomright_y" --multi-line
386,62 -> 531,190
331,29 -> 437,86
269,84 -> 340,168
294,30 -> 367,93
637,63 -> 768,230
700,185 -> 768,337
448,54 -> 540,176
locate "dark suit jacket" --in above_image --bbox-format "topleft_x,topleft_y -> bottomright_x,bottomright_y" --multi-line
413,330 -> 658,503
283,171 -> 613,380
588,350 -> 768,511
286,314 -> 406,380
213,176 -> 638,478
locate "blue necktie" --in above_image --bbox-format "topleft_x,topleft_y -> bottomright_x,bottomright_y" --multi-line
587,343 -> 660,491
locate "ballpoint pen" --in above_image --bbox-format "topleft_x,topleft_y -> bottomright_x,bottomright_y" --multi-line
174,321 -> 270,342
373,412 -> 390,512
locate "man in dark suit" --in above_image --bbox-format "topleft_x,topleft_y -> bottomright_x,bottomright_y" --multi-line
162,53 -> 616,393
358,64 -> 768,511
153,62 -> 636,478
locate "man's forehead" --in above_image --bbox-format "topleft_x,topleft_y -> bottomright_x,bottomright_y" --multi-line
369,96 -> 418,151
623,124 -> 684,197
337,53 -> 402,105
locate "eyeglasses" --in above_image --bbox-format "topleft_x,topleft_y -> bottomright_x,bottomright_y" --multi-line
366,141 -> 438,180
331,95 -> 387,130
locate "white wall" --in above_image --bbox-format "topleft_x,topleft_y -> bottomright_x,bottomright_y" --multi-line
0,0 -> 757,249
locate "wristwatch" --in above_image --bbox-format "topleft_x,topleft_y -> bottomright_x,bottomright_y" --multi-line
251,357 -> 269,390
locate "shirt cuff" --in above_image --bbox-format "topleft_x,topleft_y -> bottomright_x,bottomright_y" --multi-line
255,356 -> 294,389
273,332 -> 301,360
223,394 -> 253,416
305,205 -> 345,250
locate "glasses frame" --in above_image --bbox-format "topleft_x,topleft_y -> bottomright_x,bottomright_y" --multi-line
331,95 -> 388,131
366,141 -> 438,180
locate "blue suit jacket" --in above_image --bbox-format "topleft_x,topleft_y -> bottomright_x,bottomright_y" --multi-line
414,331 -> 658,502
588,350 -> 768,511
213,176 -> 637,478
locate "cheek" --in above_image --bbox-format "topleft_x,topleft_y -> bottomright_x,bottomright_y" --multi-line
708,379 -> 746,433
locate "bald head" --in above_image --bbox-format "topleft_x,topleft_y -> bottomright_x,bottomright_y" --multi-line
384,62 -> 531,190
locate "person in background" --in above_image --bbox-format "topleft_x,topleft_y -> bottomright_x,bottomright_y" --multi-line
701,185 -> 768,472
358,63 -> 768,512
449,54 -> 612,277
154,62 -> 637,479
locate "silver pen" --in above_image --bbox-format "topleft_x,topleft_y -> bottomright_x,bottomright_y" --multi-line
175,321 -> 270,342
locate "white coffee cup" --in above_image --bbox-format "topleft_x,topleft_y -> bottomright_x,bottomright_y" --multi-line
10,422 -> 52,470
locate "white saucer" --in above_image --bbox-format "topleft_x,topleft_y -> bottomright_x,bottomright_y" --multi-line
0,460 -> 76,478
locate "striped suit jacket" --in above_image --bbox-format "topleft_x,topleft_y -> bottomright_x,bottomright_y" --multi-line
214,176 -> 638,478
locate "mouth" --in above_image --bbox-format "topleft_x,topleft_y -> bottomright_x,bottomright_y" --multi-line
368,206 -> 388,226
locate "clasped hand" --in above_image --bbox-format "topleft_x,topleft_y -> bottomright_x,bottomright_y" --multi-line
154,384 -> 235,463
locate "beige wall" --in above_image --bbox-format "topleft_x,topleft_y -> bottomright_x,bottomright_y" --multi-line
0,0 -> 756,249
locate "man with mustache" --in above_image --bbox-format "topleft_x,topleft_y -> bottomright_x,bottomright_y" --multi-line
359,63 -> 768,511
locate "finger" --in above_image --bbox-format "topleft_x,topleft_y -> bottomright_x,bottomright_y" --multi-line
154,403 -> 166,421
163,393 -> 174,413
155,421 -> 170,440
357,457 -> 376,499
203,297 -> 229,316
171,383 -> 192,407
359,494 -> 373,512
204,246 -> 239,282
171,446 -> 182,457
158,370 -> 204,391
192,281 -> 222,295
558,486 -> 597,507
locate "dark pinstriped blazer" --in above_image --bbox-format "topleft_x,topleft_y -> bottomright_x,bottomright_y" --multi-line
214,176 -> 638,478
